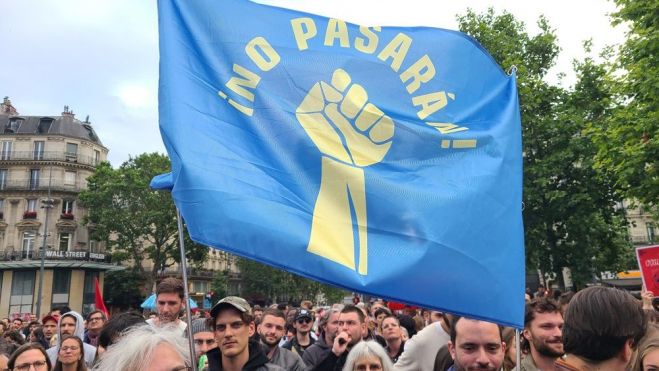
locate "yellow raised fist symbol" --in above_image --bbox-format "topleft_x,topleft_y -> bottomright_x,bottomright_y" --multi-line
296,69 -> 395,275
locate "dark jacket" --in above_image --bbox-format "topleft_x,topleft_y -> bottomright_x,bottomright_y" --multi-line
387,340 -> 405,364
312,350 -> 348,371
282,336 -> 316,358
206,341 -> 285,371
433,344 -> 453,371
302,337 -> 331,370
268,344 -> 306,371
364,329 -> 386,348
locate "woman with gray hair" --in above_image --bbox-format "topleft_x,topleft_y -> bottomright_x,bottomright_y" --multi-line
342,340 -> 394,371
91,324 -> 191,371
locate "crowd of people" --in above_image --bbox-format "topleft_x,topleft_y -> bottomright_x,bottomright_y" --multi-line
1,277 -> 658,371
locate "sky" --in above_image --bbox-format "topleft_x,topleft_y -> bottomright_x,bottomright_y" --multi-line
0,0 -> 626,166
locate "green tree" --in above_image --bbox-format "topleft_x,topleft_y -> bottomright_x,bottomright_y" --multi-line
80,153 -> 208,287
457,9 -> 631,287
209,270 -> 228,304
103,269 -> 147,311
236,257 -> 347,305
590,0 -> 658,215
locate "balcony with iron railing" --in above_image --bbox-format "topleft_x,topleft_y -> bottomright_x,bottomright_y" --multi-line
631,234 -> 656,244
0,179 -> 84,192
0,248 -> 111,263
0,151 -> 101,167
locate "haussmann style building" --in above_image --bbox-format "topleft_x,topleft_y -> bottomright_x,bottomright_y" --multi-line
0,97 -> 121,318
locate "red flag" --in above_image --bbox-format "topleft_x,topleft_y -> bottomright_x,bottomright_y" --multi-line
94,277 -> 109,317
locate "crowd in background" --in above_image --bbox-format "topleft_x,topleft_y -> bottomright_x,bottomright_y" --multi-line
1,278 -> 658,371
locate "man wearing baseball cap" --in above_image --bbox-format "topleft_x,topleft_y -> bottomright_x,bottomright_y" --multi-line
282,309 -> 316,358
41,314 -> 59,346
206,296 -> 284,371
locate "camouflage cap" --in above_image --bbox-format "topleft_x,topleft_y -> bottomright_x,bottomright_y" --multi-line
210,296 -> 251,318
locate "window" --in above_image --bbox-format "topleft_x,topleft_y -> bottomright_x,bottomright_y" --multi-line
9,271 -> 35,315
27,199 -> 37,212
62,200 -> 74,214
59,233 -> 71,251
22,231 -> 36,254
1,141 -> 12,160
6,118 -> 22,133
33,141 -> 45,160
94,150 -> 101,165
66,143 -> 78,161
83,271 -> 99,314
649,225 -> 656,243
192,281 -> 209,294
51,270 -> 71,307
64,171 -> 76,186
0,199 -> 4,218
37,118 -> 52,134
29,169 -> 40,190
0,169 -> 7,190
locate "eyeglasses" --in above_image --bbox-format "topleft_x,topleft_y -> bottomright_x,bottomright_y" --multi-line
171,366 -> 193,371
13,360 -> 48,371
60,346 -> 80,352
297,318 -> 312,324
89,317 -> 104,322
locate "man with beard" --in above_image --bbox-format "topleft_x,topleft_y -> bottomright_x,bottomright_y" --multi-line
313,305 -> 366,371
303,306 -> 341,369
447,316 -> 505,371
41,315 -> 59,346
46,311 -> 97,367
283,309 -> 316,357
259,309 -> 306,371
147,277 -> 187,331
517,298 -> 564,371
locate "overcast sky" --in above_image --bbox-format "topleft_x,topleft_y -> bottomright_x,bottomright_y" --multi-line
0,0 -> 626,166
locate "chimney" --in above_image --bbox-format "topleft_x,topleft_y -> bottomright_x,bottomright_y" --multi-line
62,105 -> 75,118
1,96 -> 18,115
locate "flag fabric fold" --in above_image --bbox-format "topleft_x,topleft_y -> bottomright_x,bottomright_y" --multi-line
155,0 -> 525,327
94,277 -> 109,318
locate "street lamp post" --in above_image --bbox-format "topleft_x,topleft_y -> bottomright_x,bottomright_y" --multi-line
35,166 -> 53,318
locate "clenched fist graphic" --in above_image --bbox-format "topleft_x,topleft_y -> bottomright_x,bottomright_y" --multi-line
296,69 -> 395,275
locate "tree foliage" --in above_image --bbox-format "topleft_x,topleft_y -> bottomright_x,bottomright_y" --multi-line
103,269 -> 148,311
209,270 -> 229,304
457,9 -> 632,287
80,153 -> 208,286
236,257 -> 347,305
589,0 -> 658,214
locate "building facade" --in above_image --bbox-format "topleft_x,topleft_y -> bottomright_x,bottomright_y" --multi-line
0,97 -> 121,318
625,200 -> 656,248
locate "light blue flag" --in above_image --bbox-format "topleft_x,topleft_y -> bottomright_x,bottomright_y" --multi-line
154,0 -> 525,327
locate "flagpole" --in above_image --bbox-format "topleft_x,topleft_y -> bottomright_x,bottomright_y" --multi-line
515,329 -> 521,369
176,208 -> 197,371
36,165 -> 54,319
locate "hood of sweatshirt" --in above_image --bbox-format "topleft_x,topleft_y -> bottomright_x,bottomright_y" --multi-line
56,311 -> 85,347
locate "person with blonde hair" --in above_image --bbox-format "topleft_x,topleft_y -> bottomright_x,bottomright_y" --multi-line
342,341 -> 393,371
91,324 -> 190,371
